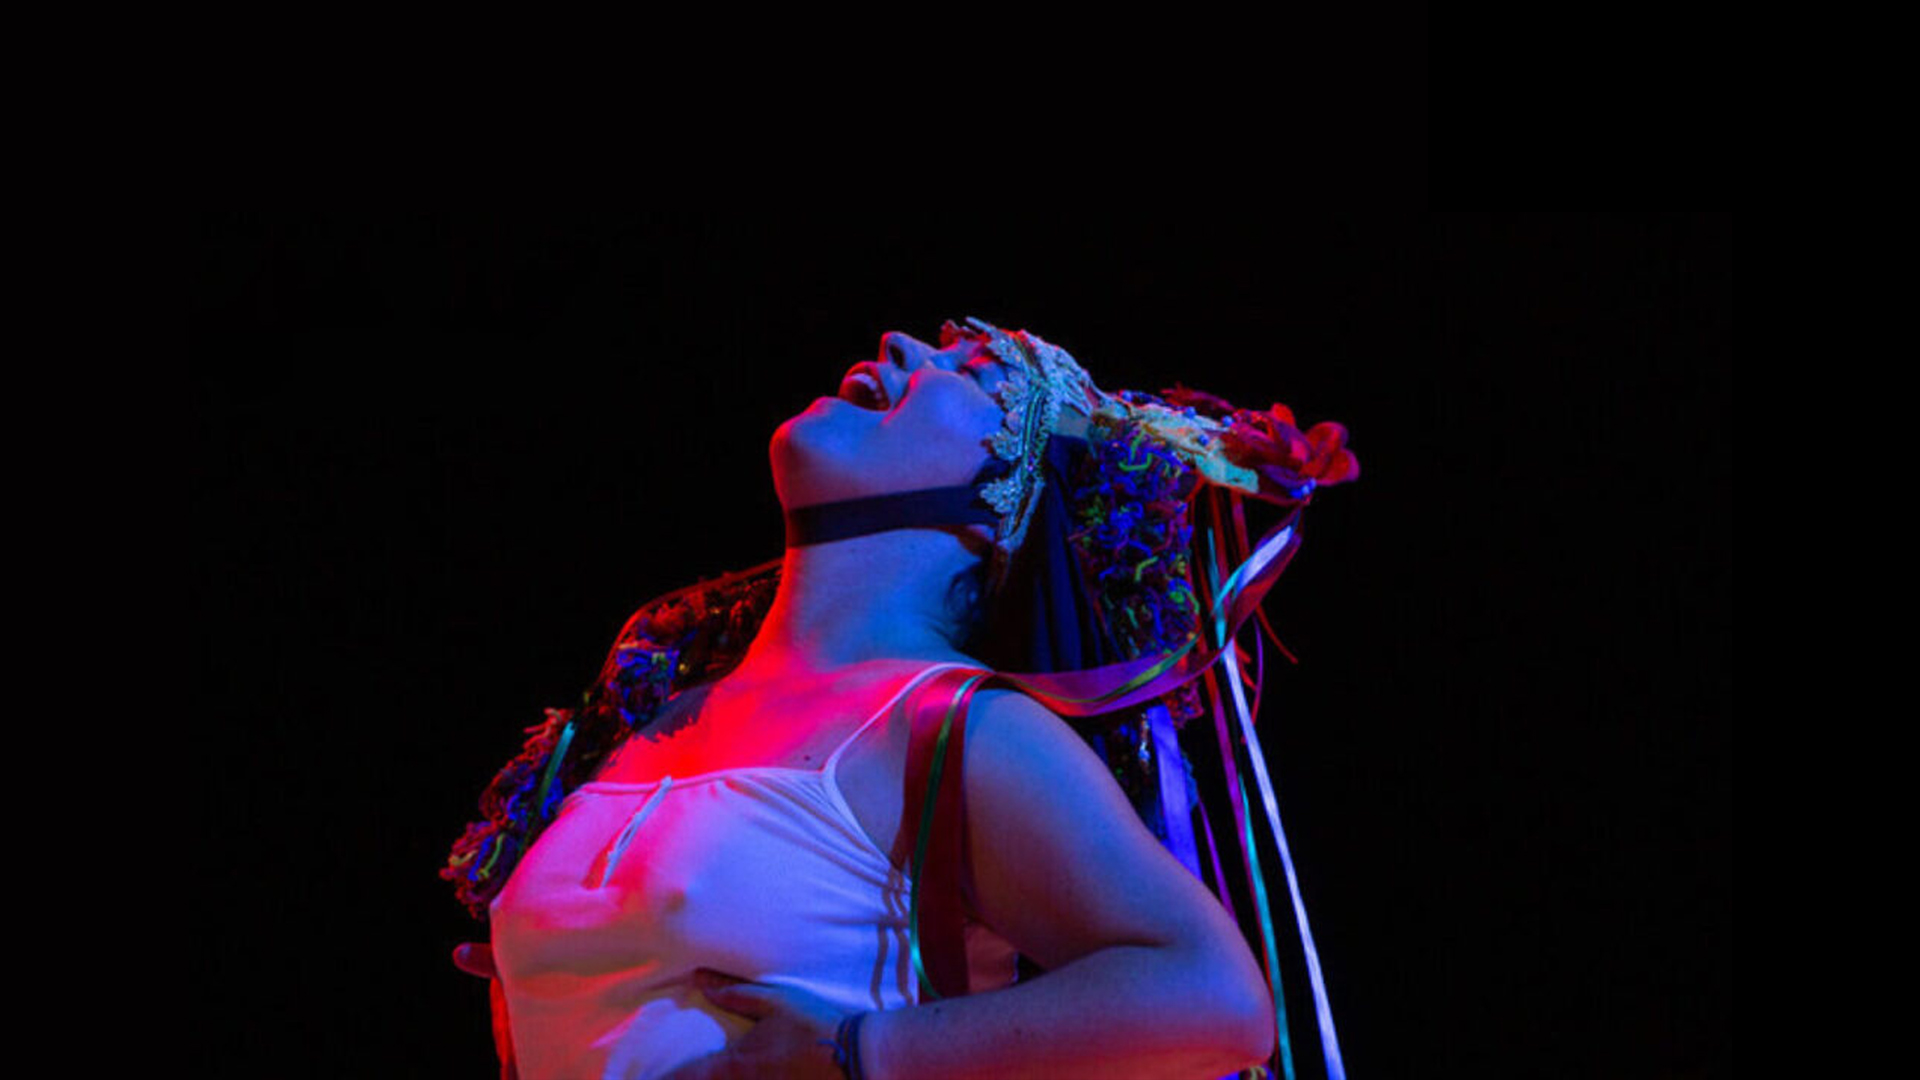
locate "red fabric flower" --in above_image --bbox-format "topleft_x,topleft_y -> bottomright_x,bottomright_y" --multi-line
1220,403 -> 1360,500
1303,421 -> 1359,485
1148,384 -> 1358,501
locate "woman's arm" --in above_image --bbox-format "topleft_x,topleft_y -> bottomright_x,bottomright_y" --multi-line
863,689 -> 1276,1080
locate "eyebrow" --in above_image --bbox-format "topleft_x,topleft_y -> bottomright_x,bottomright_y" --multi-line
964,345 -> 1009,370
963,354 -> 1008,380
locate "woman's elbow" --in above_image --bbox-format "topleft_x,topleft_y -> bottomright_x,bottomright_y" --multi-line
1222,980 -> 1277,1069
1202,940 -> 1276,1069
1180,991 -> 1274,1078
1169,940 -> 1276,1071
1235,998 -> 1278,1070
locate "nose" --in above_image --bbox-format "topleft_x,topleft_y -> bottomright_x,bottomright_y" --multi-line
879,331 -> 939,373
881,330 -> 975,375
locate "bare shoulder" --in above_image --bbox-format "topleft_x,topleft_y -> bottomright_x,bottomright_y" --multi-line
957,688 -> 1247,972
957,687 -> 1131,829
959,688 -> 1114,788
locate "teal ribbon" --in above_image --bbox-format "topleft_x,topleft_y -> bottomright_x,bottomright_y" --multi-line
1238,781 -> 1293,1080
533,717 -> 577,826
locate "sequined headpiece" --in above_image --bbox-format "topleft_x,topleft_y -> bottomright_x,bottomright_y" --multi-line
941,316 -> 1103,570
939,315 -> 1312,590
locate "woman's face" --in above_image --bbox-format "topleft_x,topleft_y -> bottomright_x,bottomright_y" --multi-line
770,323 -> 1013,512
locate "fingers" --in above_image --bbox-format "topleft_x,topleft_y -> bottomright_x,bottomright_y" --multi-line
654,1051 -> 724,1080
452,941 -> 498,979
693,968 -> 777,1019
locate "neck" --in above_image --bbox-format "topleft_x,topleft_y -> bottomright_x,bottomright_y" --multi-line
736,526 -> 988,679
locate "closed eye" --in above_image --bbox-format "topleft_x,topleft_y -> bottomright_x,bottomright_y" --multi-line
964,358 -> 1007,391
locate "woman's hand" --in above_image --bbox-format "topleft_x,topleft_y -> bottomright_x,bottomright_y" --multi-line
657,968 -> 854,1080
451,941 -> 498,979
451,942 -> 520,1080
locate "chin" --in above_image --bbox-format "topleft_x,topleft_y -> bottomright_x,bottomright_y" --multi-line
769,403 -> 871,510
770,399 -> 990,512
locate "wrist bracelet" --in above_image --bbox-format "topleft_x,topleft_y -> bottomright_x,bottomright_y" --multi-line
829,1011 -> 868,1080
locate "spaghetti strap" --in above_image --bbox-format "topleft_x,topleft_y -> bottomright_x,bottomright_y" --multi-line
820,661 -> 971,773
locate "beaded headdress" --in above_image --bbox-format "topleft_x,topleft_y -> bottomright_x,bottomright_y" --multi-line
944,315 -> 1321,591
945,316 -> 1101,570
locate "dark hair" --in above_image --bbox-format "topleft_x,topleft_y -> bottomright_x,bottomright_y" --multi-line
944,559 -> 989,645
441,563 -> 780,919
958,431 -> 1205,843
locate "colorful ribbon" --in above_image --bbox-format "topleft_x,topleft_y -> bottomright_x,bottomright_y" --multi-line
905,495 -> 1345,1079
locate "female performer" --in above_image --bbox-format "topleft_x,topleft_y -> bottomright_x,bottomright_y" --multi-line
444,318 -> 1358,1079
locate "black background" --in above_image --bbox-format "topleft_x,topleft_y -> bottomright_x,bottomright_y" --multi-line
197,214 -> 1729,1078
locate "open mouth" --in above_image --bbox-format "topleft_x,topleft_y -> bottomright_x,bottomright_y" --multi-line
838,364 -> 892,411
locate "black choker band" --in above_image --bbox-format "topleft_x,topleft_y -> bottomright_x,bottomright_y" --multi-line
783,485 -> 1000,547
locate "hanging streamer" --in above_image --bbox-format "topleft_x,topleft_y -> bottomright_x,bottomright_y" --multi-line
1205,519 -> 1294,1080
1149,701 -> 1204,880
1238,779 -> 1292,1080
1207,490 -> 1345,1080
1223,634 -> 1346,1080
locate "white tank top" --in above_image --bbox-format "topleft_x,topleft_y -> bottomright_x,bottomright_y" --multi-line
489,661 -> 1020,1080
